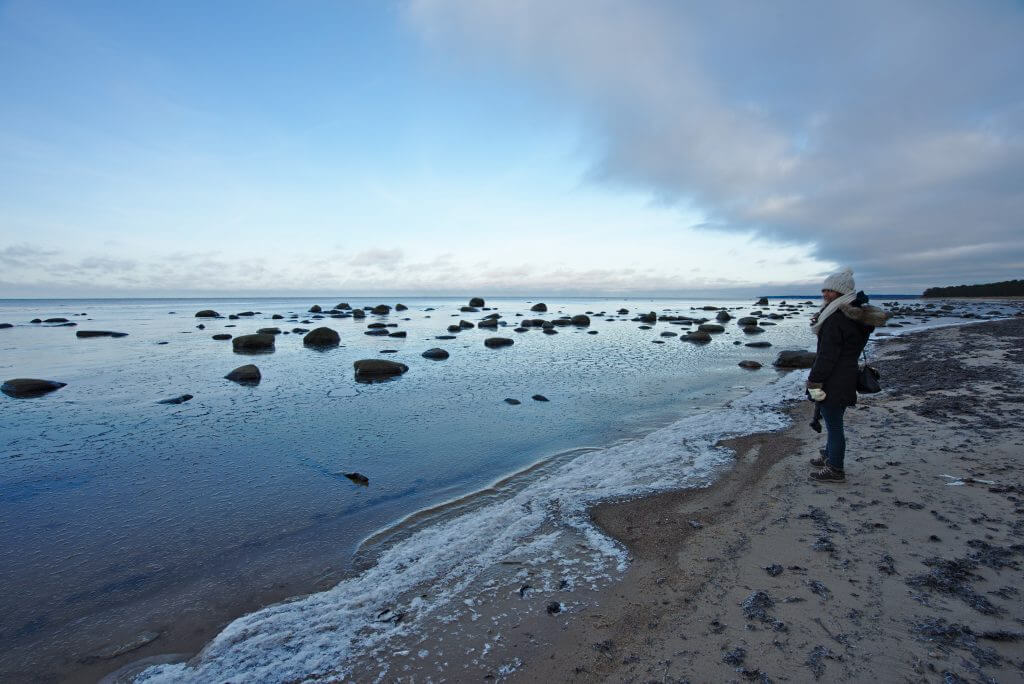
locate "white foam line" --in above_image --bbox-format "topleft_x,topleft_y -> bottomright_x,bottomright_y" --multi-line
137,371 -> 807,683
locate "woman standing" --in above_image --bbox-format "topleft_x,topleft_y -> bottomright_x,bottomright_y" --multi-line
806,268 -> 890,482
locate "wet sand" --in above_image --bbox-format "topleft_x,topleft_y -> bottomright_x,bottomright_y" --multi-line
513,318 -> 1024,682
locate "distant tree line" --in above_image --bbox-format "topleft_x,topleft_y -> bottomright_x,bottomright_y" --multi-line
922,279 -> 1024,297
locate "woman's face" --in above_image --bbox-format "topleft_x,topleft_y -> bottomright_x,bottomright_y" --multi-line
822,289 -> 841,304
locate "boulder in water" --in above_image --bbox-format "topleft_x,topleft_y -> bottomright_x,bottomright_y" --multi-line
697,323 -> 724,333
421,348 -> 449,360
571,314 -> 591,326
371,304 -> 391,315
303,327 -> 340,347
738,360 -> 763,370
484,337 -> 514,348
344,472 -> 369,486
2,378 -> 67,398
308,305 -> 322,313
225,364 -> 261,384
353,359 -> 408,381
212,333 -> 232,340
157,394 -> 193,405
469,297 -> 485,307
76,330 -> 128,338
773,350 -> 817,368
395,303 -> 408,311
681,331 -> 712,343
194,310 -> 219,318
232,333 -> 275,353
530,303 -> 547,312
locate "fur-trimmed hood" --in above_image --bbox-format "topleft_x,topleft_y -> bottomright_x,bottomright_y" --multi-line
841,303 -> 891,327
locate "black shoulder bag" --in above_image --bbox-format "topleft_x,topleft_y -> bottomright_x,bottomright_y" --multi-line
856,348 -> 881,394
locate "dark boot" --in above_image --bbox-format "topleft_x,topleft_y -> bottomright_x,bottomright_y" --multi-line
809,448 -> 827,467
810,465 -> 846,483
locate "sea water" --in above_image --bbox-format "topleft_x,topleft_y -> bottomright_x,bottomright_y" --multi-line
0,296 -> 1011,680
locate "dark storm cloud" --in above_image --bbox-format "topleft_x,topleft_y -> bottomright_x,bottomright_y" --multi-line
408,0 -> 1024,290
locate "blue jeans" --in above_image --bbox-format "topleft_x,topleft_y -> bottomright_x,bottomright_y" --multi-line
819,404 -> 847,471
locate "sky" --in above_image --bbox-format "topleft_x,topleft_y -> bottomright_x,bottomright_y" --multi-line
1,0 -> 1021,297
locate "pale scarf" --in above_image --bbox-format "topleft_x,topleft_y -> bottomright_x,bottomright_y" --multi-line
810,292 -> 857,336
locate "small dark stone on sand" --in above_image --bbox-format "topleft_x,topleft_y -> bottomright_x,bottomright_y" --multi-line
532,394 -> 549,402
722,646 -> 746,666
546,601 -> 561,614
212,333 -> 232,340
741,591 -> 774,621
504,398 -> 521,405
765,564 -> 784,577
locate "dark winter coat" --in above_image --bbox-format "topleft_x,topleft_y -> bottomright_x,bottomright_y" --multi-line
808,296 -> 890,407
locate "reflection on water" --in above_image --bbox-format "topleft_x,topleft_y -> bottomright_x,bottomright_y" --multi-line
0,295 -> 1004,680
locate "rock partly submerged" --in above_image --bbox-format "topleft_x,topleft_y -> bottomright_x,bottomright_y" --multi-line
2,378 -> 67,398
421,348 -> 450,360
194,310 -> 220,318
225,364 -> 261,384
773,350 -> 817,368
303,327 -> 340,348
157,394 -> 193,405
76,330 -> 128,338
484,337 -> 514,348
232,334 -> 276,353
353,359 -> 408,381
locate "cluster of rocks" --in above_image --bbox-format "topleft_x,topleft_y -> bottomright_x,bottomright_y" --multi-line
9,294 -> 940,403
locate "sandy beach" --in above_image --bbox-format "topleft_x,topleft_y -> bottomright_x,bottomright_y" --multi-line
504,318 -> 1024,683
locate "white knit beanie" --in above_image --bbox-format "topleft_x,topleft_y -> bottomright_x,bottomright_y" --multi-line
823,267 -> 855,295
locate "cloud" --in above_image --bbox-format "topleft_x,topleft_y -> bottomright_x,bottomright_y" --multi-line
405,0 -> 1024,290
0,243 -> 61,268
349,248 -> 406,267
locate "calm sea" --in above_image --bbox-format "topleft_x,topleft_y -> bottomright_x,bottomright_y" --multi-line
0,295 -> 1001,681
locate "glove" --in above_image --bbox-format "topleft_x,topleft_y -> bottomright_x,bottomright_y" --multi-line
808,388 -> 826,402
